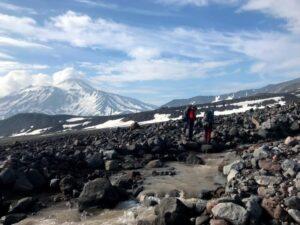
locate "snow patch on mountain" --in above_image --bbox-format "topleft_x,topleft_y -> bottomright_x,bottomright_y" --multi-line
11,127 -> 52,137
0,79 -> 156,119
85,118 -> 135,130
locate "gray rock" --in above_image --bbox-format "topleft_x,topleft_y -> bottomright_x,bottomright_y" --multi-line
186,154 -> 205,165
105,160 -> 119,171
59,175 -> 76,196
254,175 -> 282,186
50,178 -> 60,190
223,160 -> 245,175
212,202 -> 248,225
78,178 -> 121,211
154,197 -> 190,225
103,150 -> 118,160
284,196 -> 300,210
86,153 -> 104,169
288,209 -> 300,224
195,215 -> 210,225
253,145 -> 271,160
146,160 -> 163,168
195,199 -> 207,214
281,159 -> 298,172
9,197 -> 36,214
244,196 -> 262,222
2,213 -> 27,225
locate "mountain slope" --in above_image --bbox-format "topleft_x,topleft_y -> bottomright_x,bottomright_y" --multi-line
0,79 -> 156,119
0,93 -> 297,138
163,77 -> 300,107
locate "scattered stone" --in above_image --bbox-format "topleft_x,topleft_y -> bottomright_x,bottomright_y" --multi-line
9,197 -> 37,214
78,178 -> 122,211
146,160 -> 163,169
1,213 -> 27,225
211,202 -> 248,225
288,209 -> 300,224
154,197 -> 190,225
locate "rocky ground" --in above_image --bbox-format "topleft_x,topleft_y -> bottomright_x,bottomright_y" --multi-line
0,103 -> 299,225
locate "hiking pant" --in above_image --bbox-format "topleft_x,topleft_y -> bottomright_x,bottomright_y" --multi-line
187,121 -> 194,140
204,124 -> 212,144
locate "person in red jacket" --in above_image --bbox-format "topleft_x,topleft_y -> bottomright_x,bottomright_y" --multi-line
184,105 -> 197,140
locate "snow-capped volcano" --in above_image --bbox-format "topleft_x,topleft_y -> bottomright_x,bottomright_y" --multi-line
0,79 -> 156,119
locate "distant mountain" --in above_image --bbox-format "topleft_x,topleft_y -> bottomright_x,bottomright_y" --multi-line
0,93 -> 297,138
0,79 -> 156,119
163,77 -> 300,107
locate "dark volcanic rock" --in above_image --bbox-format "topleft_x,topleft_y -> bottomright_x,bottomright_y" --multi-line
1,213 -> 27,225
78,178 -> 122,211
9,197 -> 37,214
154,197 -> 191,225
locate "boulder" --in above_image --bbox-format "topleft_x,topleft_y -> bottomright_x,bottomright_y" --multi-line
146,160 -> 163,169
284,136 -> 298,146
186,154 -> 205,165
26,169 -> 46,190
244,196 -> 262,223
86,153 -> 104,169
284,196 -> 300,210
0,168 -> 16,186
105,160 -> 119,171
195,199 -> 207,214
2,213 -> 27,225
13,175 -> 33,193
59,175 -> 76,196
211,203 -> 248,225
261,198 -> 283,220
78,178 -> 122,211
288,209 -> 300,224
253,145 -> 271,160
227,169 -> 238,182
223,160 -> 244,175
9,197 -> 37,214
281,159 -> 298,172
154,197 -> 190,225
195,215 -> 209,225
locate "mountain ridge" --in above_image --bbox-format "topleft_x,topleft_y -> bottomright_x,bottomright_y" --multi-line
0,79 -> 156,119
163,77 -> 300,107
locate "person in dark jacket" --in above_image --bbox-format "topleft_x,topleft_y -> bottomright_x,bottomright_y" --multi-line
202,109 -> 214,144
183,105 -> 197,140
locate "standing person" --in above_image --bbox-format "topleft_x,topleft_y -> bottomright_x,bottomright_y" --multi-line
183,105 -> 197,140
203,109 -> 214,144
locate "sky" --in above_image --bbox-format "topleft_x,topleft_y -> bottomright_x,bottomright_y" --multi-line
0,0 -> 299,105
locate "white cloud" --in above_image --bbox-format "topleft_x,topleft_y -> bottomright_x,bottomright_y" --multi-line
84,58 -> 235,83
156,0 -> 238,7
0,70 -> 50,97
0,2 -> 36,14
0,36 -> 50,49
129,47 -> 161,59
240,0 -> 300,34
0,9 -> 299,84
52,67 -> 85,84
0,67 -> 86,97
0,52 -> 13,59
0,60 -> 48,74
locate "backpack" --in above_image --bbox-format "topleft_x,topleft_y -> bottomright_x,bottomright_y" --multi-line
203,110 -> 214,124
188,108 -> 196,121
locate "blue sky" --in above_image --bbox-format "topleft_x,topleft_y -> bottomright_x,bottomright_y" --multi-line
0,0 -> 299,105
